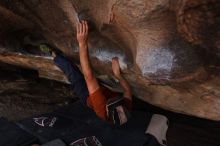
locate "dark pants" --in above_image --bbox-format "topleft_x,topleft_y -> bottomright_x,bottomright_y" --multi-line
54,55 -> 89,106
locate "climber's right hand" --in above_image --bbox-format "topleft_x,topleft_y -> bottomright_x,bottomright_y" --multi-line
76,20 -> 88,47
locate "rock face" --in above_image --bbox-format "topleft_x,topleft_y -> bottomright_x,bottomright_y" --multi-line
0,64 -> 76,121
0,0 -> 219,120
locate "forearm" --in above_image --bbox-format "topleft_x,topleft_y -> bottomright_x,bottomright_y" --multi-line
111,57 -> 132,100
79,43 -> 99,94
118,75 -> 132,100
79,43 -> 93,79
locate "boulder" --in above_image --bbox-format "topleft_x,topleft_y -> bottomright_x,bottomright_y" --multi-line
0,0 -> 219,120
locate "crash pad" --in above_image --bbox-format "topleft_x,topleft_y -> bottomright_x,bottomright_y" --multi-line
16,101 -> 153,146
0,117 -> 37,146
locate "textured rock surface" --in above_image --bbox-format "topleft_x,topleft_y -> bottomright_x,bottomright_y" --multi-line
0,0 -> 219,120
0,63 -> 76,121
177,0 -> 220,58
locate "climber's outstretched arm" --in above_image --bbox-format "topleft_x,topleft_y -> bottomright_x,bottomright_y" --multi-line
112,57 -> 132,101
77,21 -> 100,94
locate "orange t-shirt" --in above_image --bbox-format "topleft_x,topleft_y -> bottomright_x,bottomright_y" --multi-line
87,87 -> 132,121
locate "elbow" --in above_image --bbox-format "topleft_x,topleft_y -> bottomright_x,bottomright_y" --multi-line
123,89 -> 132,99
124,92 -> 132,99
84,71 -> 96,82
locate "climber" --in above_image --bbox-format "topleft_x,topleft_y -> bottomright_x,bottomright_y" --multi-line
53,20 -> 132,125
